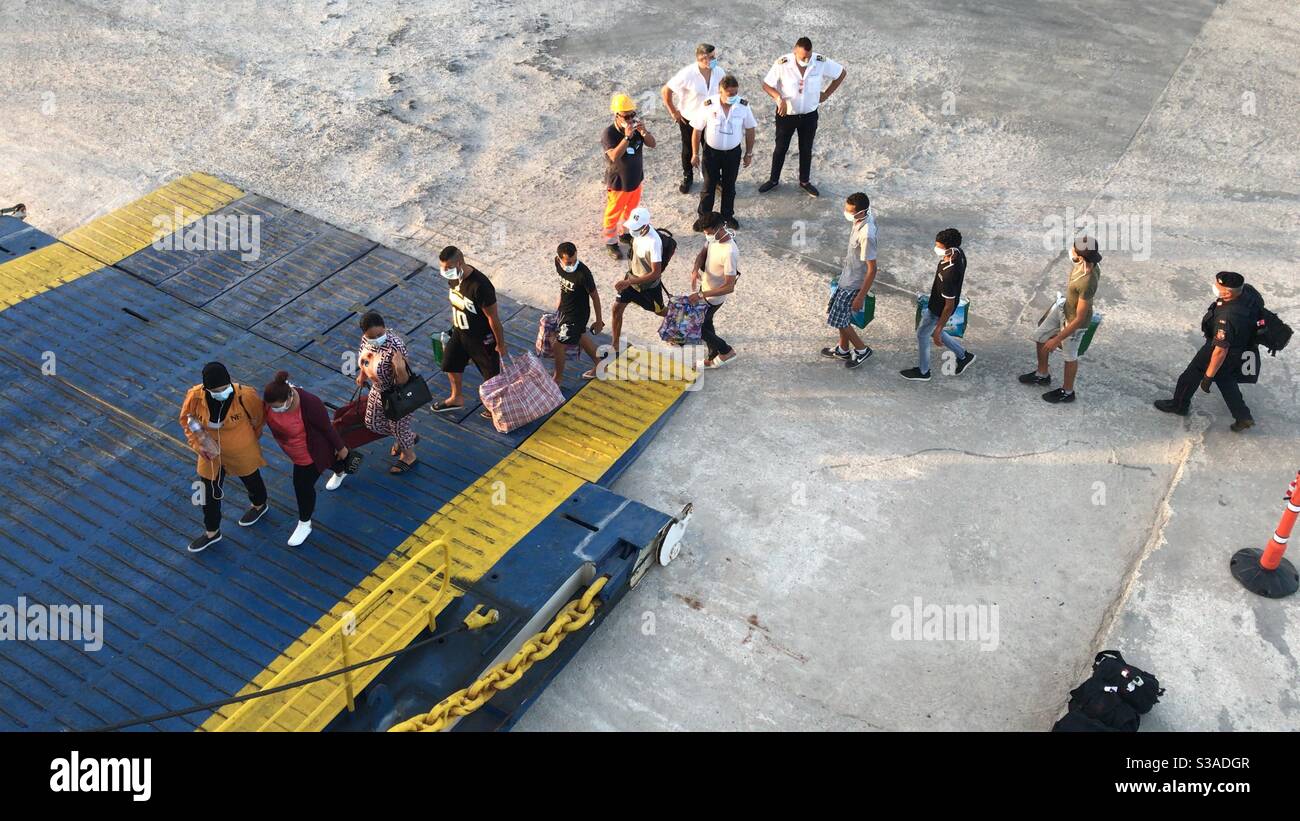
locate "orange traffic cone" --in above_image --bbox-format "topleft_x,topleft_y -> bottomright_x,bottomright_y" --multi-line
1231,470 -> 1300,598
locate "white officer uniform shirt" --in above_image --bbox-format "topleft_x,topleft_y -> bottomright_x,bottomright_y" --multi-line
690,94 -> 758,151
763,52 -> 845,115
666,62 -> 724,123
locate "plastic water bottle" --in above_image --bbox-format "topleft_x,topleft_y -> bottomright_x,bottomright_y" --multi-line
432,330 -> 450,366
187,415 -> 220,459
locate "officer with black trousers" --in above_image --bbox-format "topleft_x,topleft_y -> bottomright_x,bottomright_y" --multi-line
690,75 -> 757,230
1155,271 -> 1263,432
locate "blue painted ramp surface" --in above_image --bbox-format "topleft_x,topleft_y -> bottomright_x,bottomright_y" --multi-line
0,192 -> 685,732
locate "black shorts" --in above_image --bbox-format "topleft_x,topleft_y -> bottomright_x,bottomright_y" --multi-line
616,281 -> 667,315
442,331 -> 501,378
555,309 -> 591,345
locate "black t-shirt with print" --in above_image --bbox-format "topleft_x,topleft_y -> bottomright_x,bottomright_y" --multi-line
928,247 -> 966,315
448,267 -> 497,341
556,258 -> 597,318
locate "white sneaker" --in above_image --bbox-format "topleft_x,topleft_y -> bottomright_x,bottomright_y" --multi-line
325,471 -> 345,491
288,520 -> 313,547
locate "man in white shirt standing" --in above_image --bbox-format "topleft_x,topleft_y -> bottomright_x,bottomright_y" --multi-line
662,43 -> 723,195
758,37 -> 847,198
690,211 -> 740,368
690,75 -> 758,230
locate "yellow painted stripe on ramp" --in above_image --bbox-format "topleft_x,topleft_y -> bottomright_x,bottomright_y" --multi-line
518,347 -> 696,482
0,172 -> 243,309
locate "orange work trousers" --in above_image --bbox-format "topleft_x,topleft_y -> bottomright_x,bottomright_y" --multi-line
602,185 -> 643,244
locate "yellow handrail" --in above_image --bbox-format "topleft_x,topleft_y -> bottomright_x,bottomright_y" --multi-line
212,538 -> 454,732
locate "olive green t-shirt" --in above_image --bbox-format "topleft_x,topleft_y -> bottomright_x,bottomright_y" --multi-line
1065,259 -> 1100,324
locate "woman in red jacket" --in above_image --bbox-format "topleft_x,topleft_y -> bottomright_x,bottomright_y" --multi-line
262,371 -> 352,547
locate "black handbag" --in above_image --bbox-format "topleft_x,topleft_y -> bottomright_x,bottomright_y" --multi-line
381,373 -> 432,420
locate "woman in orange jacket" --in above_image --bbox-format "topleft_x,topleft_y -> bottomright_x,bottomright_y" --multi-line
179,362 -> 268,553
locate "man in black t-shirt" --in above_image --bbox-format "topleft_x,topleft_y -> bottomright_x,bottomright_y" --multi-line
433,245 -> 508,416
550,241 -> 604,382
901,228 -> 976,381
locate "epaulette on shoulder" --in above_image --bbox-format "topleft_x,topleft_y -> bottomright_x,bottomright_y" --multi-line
816,54 -> 826,61
738,97 -> 748,106
703,98 -> 713,105
778,56 -> 788,64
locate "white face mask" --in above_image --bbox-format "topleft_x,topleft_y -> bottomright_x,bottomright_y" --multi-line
270,402 -> 291,414
844,210 -> 860,223
440,266 -> 460,280
560,259 -> 579,273
797,56 -> 810,67
934,246 -> 946,258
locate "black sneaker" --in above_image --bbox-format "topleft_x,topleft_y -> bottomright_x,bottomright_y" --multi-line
724,217 -> 740,230
1153,399 -> 1188,416
1018,371 -> 1051,386
846,347 -> 872,369
820,346 -> 850,360
187,531 -> 222,553
900,367 -> 931,382
238,505 -> 268,527
1230,418 -> 1255,433
1042,388 -> 1076,404
799,181 -> 820,198
605,243 -> 623,261
758,179 -> 779,193
954,352 -> 977,375
679,178 -> 692,194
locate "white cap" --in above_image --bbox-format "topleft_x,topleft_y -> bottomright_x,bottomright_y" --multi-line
624,206 -> 651,232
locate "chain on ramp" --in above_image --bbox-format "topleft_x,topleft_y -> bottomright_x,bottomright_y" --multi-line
388,576 -> 609,732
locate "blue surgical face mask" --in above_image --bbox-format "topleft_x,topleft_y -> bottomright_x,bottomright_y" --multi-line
208,386 -> 233,401
561,260 -> 579,273
365,333 -> 388,348
708,57 -> 719,70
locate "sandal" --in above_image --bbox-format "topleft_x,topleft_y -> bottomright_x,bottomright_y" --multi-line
391,434 -> 420,457
433,400 -> 463,413
389,458 -> 418,474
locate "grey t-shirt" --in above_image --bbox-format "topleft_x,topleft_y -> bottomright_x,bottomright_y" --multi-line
839,212 -> 877,290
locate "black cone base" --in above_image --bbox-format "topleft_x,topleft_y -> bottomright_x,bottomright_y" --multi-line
1230,548 -> 1299,598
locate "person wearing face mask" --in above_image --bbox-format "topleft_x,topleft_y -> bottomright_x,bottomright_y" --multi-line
690,75 -> 757,229
758,37 -> 847,198
901,228 -> 976,382
179,361 -> 268,553
689,212 -> 740,368
823,192 -> 877,369
1019,236 -> 1101,403
435,246 -> 509,415
356,311 -> 419,473
262,371 -> 351,547
611,206 -> 668,353
602,93 -> 656,261
1155,271 -> 1265,432
662,43 -> 723,195
552,241 -> 604,382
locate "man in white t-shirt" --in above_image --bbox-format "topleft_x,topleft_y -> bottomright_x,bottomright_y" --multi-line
611,206 -> 667,352
689,211 -> 740,368
662,43 -> 723,195
758,36 -> 847,197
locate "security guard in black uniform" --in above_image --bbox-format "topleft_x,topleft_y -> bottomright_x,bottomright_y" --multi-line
1155,271 -> 1263,432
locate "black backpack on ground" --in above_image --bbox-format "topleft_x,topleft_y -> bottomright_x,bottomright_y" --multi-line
1255,307 -> 1293,356
1052,650 -> 1164,732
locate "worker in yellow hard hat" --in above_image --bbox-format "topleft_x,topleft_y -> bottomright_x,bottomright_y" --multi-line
601,92 -> 655,260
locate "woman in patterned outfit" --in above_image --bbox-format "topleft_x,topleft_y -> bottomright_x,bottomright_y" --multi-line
356,311 -> 419,474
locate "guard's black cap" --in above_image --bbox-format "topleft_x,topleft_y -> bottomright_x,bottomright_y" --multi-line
1215,271 -> 1244,288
